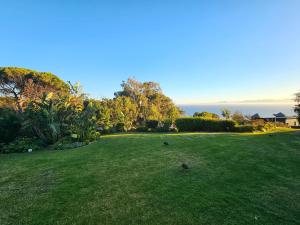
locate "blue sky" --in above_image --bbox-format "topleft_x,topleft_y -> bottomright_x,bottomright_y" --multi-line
0,0 -> 299,104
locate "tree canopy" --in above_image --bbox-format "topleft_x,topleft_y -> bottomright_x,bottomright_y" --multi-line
114,78 -> 181,124
0,67 -> 69,112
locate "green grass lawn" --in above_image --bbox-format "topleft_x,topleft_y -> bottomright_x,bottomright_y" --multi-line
1,130 -> 300,225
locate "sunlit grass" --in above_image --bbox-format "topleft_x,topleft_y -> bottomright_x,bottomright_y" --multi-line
0,130 -> 299,225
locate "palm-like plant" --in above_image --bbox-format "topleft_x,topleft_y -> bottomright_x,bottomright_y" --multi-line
23,93 -> 61,144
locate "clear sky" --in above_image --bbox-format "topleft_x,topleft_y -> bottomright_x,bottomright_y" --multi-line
1,0 -> 299,104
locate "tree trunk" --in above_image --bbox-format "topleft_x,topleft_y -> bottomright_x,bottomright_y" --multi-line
13,92 -> 23,113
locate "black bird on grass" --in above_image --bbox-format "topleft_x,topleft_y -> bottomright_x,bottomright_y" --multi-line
269,134 -> 273,137
163,141 -> 169,146
181,163 -> 189,170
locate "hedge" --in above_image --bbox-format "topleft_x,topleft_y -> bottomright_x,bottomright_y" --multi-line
146,120 -> 159,129
234,125 -> 255,132
175,117 -> 235,132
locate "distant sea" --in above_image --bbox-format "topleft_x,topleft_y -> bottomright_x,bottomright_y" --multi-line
178,104 -> 296,117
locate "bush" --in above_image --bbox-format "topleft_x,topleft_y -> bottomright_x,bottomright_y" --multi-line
116,123 -> 125,132
154,127 -> 169,132
0,137 -> 44,153
234,125 -> 255,132
97,126 -> 117,134
136,126 -> 149,132
153,120 -> 176,132
0,108 -> 21,143
175,117 -> 235,132
291,126 -> 300,129
262,122 -> 276,132
169,127 -> 178,132
162,119 -> 172,130
255,122 -> 277,132
146,120 -> 159,129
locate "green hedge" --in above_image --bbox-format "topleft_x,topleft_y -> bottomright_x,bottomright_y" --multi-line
146,120 -> 159,129
234,125 -> 255,132
175,117 -> 235,132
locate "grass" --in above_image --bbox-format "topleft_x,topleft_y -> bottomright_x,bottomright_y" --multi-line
0,130 -> 299,225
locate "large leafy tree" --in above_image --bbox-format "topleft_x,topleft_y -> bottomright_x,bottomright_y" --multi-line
114,78 -> 181,124
111,96 -> 138,131
0,67 -> 69,112
91,97 -> 138,132
231,111 -> 246,125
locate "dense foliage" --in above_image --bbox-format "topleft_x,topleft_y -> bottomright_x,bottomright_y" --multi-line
193,111 -> 219,119
0,67 -> 69,113
0,108 -> 21,143
231,111 -> 246,124
295,92 -> 300,123
175,117 -> 236,132
0,67 -> 288,153
114,78 -> 181,124
0,68 -> 183,153
146,120 -> 159,129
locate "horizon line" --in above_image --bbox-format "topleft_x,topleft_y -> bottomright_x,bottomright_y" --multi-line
176,98 -> 295,105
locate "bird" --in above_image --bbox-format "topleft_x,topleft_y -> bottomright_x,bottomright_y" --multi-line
181,163 -> 189,170
163,141 -> 169,146
269,134 -> 273,137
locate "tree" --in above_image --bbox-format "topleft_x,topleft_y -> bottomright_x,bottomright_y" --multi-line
0,67 -> 69,113
23,92 -> 61,144
193,111 -> 219,119
232,111 -> 245,124
111,96 -> 138,131
295,92 -> 300,123
221,108 -> 231,119
114,78 -> 181,125
0,96 -> 16,110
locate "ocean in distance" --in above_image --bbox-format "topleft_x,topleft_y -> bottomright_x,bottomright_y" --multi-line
179,103 -> 296,117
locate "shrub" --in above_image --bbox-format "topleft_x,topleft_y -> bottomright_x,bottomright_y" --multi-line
0,137 -> 44,153
175,117 -> 235,132
146,120 -> 159,129
116,122 -> 125,132
98,126 -> 115,134
162,119 -> 172,130
234,125 -> 255,132
232,111 -> 246,125
249,119 -> 265,127
169,127 -> 178,132
136,126 -> 149,132
0,108 -> 21,143
255,122 -> 277,132
263,122 -> 276,132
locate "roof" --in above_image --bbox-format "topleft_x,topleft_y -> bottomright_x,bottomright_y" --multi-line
251,113 -> 260,119
252,112 -> 298,120
273,112 -> 286,117
260,116 -> 298,119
